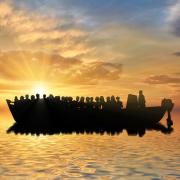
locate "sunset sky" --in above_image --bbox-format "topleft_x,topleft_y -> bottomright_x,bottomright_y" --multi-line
0,0 -> 180,111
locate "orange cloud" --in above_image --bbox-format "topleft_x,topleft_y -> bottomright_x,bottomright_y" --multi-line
0,51 -> 122,86
0,2 -> 12,18
0,1 -> 89,57
145,75 -> 180,85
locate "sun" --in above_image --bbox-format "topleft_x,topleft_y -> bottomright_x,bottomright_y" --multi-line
32,84 -> 48,96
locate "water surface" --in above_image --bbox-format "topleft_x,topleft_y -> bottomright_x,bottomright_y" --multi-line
0,112 -> 179,179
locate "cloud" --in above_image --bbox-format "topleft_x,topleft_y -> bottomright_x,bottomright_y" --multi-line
168,1 -> 180,37
173,51 -> 180,56
145,75 -> 180,84
0,51 -> 81,81
0,51 -> 122,86
0,81 -> 31,91
0,1 -> 89,56
64,61 -> 122,85
0,1 -> 13,18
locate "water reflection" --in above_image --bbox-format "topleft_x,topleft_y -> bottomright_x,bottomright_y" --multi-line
0,112 -> 179,179
7,122 -> 173,137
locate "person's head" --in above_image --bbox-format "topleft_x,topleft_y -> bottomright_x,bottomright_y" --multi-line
61,96 -> 65,101
14,96 -> 18,101
106,96 -> 110,102
80,96 -> 85,102
95,97 -> 100,102
76,96 -> 80,102
100,96 -> 105,102
43,94 -> 46,99
49,94 -> 54,99
25,94 -> 29,100
36,94 -> 40,99
65,96 -> 68,102
68,97 -> 73,102
31,95 -> 35,100
139,90 -> 143,95
20,96 -> 24,101
86,97 -> 90,102
111,96 -> 115,102
116,96 -> 120,102
90,97 -> 94,102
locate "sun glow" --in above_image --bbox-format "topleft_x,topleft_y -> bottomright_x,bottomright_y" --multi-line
32,84 -> 48,96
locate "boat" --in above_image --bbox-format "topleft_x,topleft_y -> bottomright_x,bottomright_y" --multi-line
6,94 -> 174,128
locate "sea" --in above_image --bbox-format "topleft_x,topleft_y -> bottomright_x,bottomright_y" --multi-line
0,111 -> 179,180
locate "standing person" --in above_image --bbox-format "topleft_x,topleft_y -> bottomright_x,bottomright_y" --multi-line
138,90 -> 146,108
116,97 -> 123,110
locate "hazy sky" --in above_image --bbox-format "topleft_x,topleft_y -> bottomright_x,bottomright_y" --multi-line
0,0 -> 180,109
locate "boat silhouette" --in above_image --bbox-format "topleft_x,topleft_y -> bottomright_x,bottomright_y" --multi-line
6,93 -> 174,128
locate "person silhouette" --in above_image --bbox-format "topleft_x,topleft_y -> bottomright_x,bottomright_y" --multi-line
48,94 -> 54,100
20,96 -> 24,101
68,96 -> 73,102
36,94 -> 40,100
138,90 -> 146,108
95,96 -> 100,109
99,96 -> 105,109
79,97 -> 85,109
14,96 -> 19,106
31,95 -> 35,101
86,97 -> 90,103
85,97 -> 90,110
80,96 -> 85,103
90,97 -> 94,103
76,96 -> 80,102
25,94 -> 29,100
89,97 -> 94,109
14,96 -> 18,102
111,96 -> 116,102
106,96 -> 110,103
116,97 -> 123,110
104,97 -> 111,110
43,94 -> 46,100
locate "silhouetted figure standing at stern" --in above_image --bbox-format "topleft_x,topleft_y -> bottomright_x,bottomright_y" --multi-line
138,90 -> 146,108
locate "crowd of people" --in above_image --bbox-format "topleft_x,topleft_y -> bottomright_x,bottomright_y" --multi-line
13,94 -> 124,111
12,91 -> 146,111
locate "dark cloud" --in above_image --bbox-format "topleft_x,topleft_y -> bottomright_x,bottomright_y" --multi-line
173,51 -> 180,56
168,2 -> 180,37
12,0 -> 170,29
171,17 -> 180,37
145,75 -> 180,84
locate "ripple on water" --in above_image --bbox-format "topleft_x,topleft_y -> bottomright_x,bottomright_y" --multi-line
0,114 -> 180,179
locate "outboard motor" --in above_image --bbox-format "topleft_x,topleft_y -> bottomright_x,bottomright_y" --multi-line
161,99 -> 174,128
